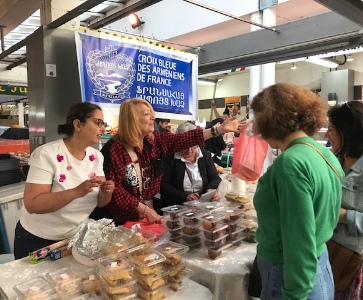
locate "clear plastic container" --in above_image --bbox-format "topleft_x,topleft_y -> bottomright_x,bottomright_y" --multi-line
196,201 -> 224,213
181,233 -> 202,245
103,241 -> 134,256
134,270 -> 168,291
207,243 -> 233,260
204,234 -> 229,249
46,266 -> 82,294
99,274 -> 135,296
200,212 -> 226,230
180,210 -> 205,227
168,268 -> 194,291
96,254 -> 134,283
137,285 -> 167,300
161,205 -> 190,220
126,245 -> 166,275
69,292 -> 105,299
219,207 -> 244,223
153,241 -> 189,258
165,260 -> 187,277
163,216 -> 182,230
181,225 -> 201,236
226,225 -> 244,243
13,276 -> 56,300
203,223 -> 228,240
80,271 -> 101,294
131,228 -> 156,245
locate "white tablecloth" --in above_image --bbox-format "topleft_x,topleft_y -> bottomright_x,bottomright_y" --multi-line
0,255 -> 213,300
185,241 -> 257,300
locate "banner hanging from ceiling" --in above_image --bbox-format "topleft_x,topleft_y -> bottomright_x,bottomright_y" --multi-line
75,29 -> 198,120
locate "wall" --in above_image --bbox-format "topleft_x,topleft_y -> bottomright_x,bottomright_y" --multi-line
0,64 -> 27,85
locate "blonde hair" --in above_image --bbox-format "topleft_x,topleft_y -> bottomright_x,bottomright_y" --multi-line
113,98 -> 155,147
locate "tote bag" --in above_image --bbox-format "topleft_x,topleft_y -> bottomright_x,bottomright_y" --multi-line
232,133 -> 268,181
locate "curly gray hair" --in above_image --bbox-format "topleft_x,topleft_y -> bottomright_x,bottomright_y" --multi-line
176,122 -> 197,133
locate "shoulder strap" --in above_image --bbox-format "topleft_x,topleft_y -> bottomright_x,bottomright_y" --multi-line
294,141 -> 341,180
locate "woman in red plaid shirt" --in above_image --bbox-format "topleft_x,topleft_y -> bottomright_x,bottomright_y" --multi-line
92,98 -> 246,225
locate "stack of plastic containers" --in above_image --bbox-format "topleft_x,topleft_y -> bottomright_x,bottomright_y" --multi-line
153,241 -> 193,291
161,205 -> 190,243
126,245 -> 167,300
178,210 -> 205,249
46,266 -> 84,298
96,254 -> 136,300
13,276 -> 58,299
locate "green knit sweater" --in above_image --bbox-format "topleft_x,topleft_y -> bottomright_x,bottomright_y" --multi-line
254,137 -> 344,300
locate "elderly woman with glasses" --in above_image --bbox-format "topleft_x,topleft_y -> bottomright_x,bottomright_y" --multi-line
160,122 -> 221,207
325,101 -> 363,299
14,102 -> 114,259
95,98 -> 245,226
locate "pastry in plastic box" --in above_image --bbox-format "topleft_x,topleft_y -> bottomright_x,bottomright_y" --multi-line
181,233 -> 202,245
203,223 -> 228,240
80,270 -> 102,294
219,207 -> 244,223
126,245 -> 166,275
207,243 -> 233,260
135,271 -> 167,292
195,202 -> 224,213
181,225 -> 200,235
168,269 -> 194,291
164,217 -> 181,230
103,242 -> 131,256
166,260 -> 187,277
180,210 -> 205,226
153,241 -> 189,268
137,286 -> 166,300
200,213 -> 224,230
160,205 -> 189,220
69,293 -> 103,300
131,228 -> 156,246
46,267 -> 82,294
204,234 -> 229,249
13,276 -> 56,300
99,275 -> 135,296
97,254 -> 134,283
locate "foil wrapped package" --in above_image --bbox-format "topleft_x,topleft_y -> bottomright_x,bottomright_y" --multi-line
69,218 -> 136,262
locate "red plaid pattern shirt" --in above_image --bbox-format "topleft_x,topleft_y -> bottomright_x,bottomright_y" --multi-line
101,128 -> 205,224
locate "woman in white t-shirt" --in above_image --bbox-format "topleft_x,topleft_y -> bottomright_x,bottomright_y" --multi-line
14,102 -> 114,259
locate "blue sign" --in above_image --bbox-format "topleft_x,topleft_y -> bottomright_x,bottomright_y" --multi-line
78,34 -> 194,116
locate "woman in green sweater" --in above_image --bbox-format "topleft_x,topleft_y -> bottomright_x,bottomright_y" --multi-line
250,83 -> 344,300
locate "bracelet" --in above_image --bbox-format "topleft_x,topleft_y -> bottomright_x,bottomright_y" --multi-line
215,125 -> 220,135
143,204 -> 148,218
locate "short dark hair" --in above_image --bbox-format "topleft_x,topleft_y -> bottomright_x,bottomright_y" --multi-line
155,118 -> 170,124
58,102 -> 102,136
251,83 -> 326,140
327,101 -> 363,158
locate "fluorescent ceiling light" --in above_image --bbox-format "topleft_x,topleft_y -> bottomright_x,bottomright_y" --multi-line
306,57 -> 339,68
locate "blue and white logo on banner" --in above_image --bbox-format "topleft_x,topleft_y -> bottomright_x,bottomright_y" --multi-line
78,33 -> 195,116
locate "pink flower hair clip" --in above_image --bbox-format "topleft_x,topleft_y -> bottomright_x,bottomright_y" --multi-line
59,174 -> 66,182
89,154 -> 96,162
57,154 -> 64,162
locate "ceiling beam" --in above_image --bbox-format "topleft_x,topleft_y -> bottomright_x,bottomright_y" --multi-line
314,0 -> 363,27
6,56 -> 27,70
47,0 -> 107,29
192,12 -> 363,75
88,0 -> 163,29
0,38 -> 26,61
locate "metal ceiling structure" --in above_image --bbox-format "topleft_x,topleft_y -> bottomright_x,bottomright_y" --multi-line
193,11 -> 363,75
314,0 -> 363,26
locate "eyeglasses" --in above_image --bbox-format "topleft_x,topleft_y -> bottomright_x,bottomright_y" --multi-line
141,166 -> 150,190
91,118 -> 107,128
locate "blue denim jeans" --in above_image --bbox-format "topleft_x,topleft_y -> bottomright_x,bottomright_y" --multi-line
257,250 -> 334,300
